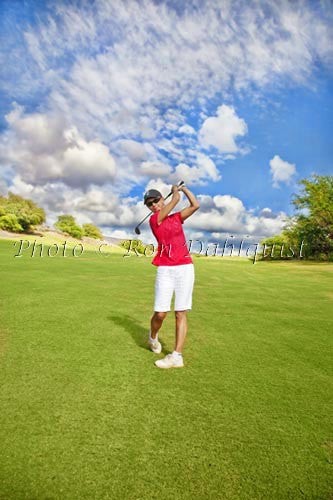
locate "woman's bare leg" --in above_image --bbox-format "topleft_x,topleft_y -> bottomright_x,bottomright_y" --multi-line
150,311 -> 167,339
175,310 -> 187,352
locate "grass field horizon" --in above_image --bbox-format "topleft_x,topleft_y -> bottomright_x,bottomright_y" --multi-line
0,238 -> 332,500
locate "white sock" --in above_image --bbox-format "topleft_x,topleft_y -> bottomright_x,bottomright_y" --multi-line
172,350 -> 182,357
149,332 -> 158,342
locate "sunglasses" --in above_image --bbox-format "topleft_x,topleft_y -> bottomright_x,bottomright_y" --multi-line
146,197 -> 161,208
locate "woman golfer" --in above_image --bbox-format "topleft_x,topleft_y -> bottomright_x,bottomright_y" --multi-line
144,183 -> 200,368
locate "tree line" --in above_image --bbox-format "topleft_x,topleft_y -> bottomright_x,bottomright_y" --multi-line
261,175 -> 333,261
0,193 -> 102,240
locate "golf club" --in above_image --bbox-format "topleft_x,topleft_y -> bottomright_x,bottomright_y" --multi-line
134,180 -> 185,235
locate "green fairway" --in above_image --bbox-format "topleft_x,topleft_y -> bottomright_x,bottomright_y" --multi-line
0,238 -> 332,500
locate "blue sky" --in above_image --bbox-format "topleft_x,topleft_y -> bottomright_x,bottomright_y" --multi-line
0,0 -> 332,243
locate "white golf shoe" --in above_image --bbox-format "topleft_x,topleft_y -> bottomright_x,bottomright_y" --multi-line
148,337 -> 162,354
155,354 -> 184,369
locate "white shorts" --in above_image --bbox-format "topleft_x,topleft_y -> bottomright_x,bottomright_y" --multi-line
154,264 -> 195,312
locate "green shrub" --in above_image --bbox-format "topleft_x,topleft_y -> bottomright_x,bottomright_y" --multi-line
0,213 -> 24,232
55,215 -> 84,240
83,223 -> 103,239
0,192 -> 45,232
120,239 -> 147,255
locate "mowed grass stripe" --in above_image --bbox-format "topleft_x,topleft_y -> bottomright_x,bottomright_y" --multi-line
0,239 -> 332,500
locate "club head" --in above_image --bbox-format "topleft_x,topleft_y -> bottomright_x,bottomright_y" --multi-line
134,226 -> 141,235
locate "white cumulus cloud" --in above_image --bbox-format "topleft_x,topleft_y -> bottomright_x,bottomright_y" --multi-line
0,105 -> 116,189
199,105 -> 248,154
171,153 -> 221,186
270,155 -> 296,187
182,192 -> 287,238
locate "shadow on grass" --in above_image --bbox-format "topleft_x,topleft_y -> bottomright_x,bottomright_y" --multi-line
108,314 -> 171,354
